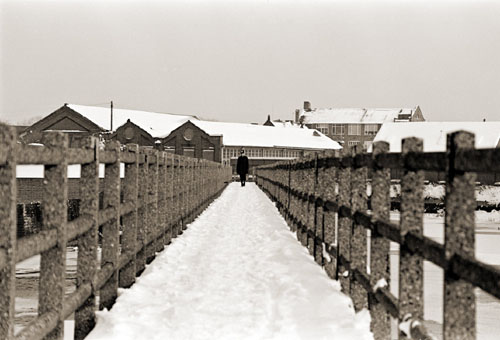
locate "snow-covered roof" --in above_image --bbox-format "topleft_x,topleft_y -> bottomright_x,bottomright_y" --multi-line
271,121 -> 305,129
300,107 -> 418,124
67,104 -> 198,138
189,120 -> 341,150
371,122 -> 500,152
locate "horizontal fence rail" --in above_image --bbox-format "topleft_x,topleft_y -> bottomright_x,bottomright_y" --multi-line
255,131 -> 500,340
0,123 -> 232,340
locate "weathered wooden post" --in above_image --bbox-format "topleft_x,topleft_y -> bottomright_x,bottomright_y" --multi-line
146,149 -> 158,264
180,157 -> 187,231
319,150 -> 338,278
289,161 -> 299,233
74,136 -> 100,340
443,131 -> 476,340
157,151 -> 167,250
370,141 -> 391,339
197,159 -> 202,215
337,147 -> 352,294
286,161 -> 292,227
351,145 -> 369,311
182,157 -> 189,225
136,148 -> 148,275
399,137 -> 424,339
100,140 -> 121,311
187,157 -> 194,224
39,132 -> 68,340
0,124 -> 17,340
298,160 -> 310,247
165,153 -> 173,245
312,155 -> 323,264
119,144 -> 139,289
172,155 -> 181,238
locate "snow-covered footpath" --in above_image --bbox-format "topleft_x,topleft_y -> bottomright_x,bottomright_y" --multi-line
85,183 -> 372,340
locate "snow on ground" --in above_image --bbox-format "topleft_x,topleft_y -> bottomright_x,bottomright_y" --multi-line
85,183 -> 372,340
388,212 -> 500,340
366,182 -> 500,205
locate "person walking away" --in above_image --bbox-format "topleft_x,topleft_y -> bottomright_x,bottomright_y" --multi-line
236,150 -> 249,186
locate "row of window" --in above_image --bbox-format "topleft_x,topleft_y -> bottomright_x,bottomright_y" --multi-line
222,148 -> 301,160
164,147 -> 215,161
346,141 -> 373,150
313,124 -> 379,136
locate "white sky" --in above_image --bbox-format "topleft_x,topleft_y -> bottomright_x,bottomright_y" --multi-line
1,0 -> 500,124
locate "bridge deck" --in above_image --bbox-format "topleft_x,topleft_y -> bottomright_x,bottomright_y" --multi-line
84,183 -> 372,340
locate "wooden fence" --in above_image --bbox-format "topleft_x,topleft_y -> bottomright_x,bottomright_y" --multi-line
255,131 -> 500,340
0,124 -> 232,340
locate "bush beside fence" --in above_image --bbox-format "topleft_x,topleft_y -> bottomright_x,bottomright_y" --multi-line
0,123 -> 232,340
255,131 -> 500,340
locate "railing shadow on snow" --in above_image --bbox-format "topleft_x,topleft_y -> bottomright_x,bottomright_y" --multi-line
255,131 -> 500,340
0,124 -> 232,340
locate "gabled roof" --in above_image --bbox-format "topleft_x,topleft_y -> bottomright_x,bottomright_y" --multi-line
300,107 -> 420,124
66,104 -> 198,138
371,122 -> 500,152
188,120 -> 341,150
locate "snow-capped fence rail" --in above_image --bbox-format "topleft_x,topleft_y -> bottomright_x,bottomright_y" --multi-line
255,130 -> 500,340
0,123 -> 232,340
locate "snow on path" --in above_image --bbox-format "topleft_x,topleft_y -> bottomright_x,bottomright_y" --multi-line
86,183 -> 372,340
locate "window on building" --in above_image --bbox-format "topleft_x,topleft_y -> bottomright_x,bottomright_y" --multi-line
364,124 -> 379,135
164,146 -> 175,154
316,124 -> 329,135
347,141 -> 360,147
332,124 -> 345,135
363,141 -> 372,150
348,124 -> 361,135
183,147 -> 195,158
202,148 -> 214,161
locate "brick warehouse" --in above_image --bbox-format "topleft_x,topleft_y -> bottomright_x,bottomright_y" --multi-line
162,119 -> 341,173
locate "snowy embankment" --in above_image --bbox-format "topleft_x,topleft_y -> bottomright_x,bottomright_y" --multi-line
366,182 -> 500,207
85,183 -> 372,340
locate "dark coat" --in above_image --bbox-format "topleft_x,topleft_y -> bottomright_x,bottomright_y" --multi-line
236,155 -> 249,175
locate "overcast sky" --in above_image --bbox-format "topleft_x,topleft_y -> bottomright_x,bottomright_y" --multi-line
1,0 -> 500,125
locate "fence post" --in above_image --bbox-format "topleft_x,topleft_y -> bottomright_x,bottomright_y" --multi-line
286,161 -> 292,227
136,148 -> 148,275
146,149 -> 158,264
312,155 -> 322,264
399,137 -> 424,339
157,151 -> 167,250
74,136 -> 99,340
172,155 -> 180,238
39,132 -> 68,340
180,157 -> 187,232
195,159 -> 201,215
351,145 -> 369,311
0,124 -> 17,340
165,153 -> 173,245
296,161 -> 307,246
289,162 -> 298,233
119,144 -> 139,289
370,141 -> 391,339
320,151 -> 338,279
443,131 -> 476,340
99,141 -> 121,311
187,158 -> 193,224
337,147 -> 352,294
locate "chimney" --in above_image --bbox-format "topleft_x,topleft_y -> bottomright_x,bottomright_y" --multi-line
304,101 -> 311,112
